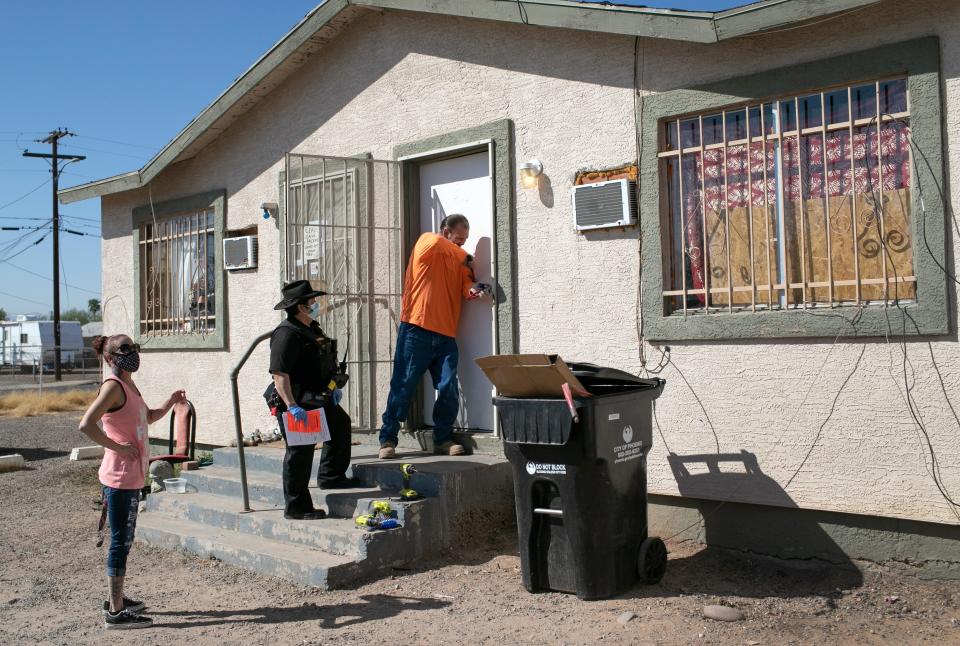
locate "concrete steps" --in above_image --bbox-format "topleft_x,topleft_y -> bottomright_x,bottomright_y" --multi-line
136,514 -> 359,589
137,444 -> 512,589
145,491 -> 425,557
177,466 -> 389,517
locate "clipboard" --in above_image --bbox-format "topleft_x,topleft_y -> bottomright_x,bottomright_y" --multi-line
283,408 -> 332,446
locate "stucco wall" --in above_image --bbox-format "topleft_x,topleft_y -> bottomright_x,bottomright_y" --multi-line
99,0 -> 960,526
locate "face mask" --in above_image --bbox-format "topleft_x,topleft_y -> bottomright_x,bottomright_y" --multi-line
112,351 -> 141,374
308,302 -> 321,320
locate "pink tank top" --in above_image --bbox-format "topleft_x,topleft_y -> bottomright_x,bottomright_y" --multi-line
98,376 -> 150,490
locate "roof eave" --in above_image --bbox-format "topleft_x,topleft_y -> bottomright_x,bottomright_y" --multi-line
58,0 -> 883,205
713,0 -> 880,41
59,0 -> 351,205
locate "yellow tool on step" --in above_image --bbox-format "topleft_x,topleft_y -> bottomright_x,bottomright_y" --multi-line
399,464 -> 423,501
354,499 -> 400,530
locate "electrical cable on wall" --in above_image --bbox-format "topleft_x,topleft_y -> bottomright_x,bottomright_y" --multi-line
632,35 -> 648,374
862,113 -> 960,515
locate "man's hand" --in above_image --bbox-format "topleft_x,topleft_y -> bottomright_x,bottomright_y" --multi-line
288,406 -> 308,423
467,282 -> 492,301
332,389 -> 343,407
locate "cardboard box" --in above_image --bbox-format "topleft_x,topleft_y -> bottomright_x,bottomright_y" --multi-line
475,354 -> 590,398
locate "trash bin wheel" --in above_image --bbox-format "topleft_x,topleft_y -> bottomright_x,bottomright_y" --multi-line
637,536 -> 667,584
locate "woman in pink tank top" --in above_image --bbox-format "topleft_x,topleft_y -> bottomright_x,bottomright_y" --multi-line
78,333 -> 185,630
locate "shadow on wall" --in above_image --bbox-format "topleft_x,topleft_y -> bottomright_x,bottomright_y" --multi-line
665,450 -> 865,586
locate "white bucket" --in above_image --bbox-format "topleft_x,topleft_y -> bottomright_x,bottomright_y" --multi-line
163,478 -> 187,494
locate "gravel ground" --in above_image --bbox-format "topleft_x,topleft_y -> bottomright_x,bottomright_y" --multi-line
1,412 -> 959,645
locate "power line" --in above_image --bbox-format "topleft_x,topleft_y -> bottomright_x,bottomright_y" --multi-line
0,232 -> 48,264
61,214 -> 100,223
0,224 -> 48,257
0,178 -> 50,211
72,134 -> 156,150
0,259 -> 100,295
62,228 -> 100,238
0,288 -> 51,308
58,143 -> 148,160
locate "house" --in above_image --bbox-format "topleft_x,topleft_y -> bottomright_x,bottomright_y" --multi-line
0,319 -> 84,367
60,0 -> 960,573
80,321 -> 103,342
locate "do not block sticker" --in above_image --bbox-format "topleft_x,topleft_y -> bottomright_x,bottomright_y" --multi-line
525,462 -> 567,475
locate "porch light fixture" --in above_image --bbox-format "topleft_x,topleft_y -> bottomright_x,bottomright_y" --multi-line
261,202 -> 278,219
518,159 -> 543,189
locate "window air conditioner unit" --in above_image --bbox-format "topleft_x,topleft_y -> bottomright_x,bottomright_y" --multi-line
223,235 -> 258,270
571,178 -> 637,231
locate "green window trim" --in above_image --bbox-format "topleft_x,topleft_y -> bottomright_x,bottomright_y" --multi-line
132,190 -> 227,350
639,36 -> 947,341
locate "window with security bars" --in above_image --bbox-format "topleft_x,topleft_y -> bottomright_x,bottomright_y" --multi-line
138,209 -> 216,336
658,78 -> 913,315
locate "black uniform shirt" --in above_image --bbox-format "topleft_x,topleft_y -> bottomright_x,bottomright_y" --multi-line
269,317 -> 338,397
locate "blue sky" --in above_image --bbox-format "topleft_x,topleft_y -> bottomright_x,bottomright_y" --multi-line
0,0 -> 740,317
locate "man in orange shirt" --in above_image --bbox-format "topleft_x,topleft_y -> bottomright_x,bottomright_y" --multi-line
378,214 -> 489,459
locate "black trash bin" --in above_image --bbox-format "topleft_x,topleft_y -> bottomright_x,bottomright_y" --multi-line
494,363 -> 666,600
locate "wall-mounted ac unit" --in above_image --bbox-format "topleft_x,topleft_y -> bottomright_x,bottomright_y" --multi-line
571,178 -> 637,231
223,235 -> 258,270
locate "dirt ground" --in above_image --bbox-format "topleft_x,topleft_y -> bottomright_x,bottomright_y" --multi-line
2,412 -> 959,645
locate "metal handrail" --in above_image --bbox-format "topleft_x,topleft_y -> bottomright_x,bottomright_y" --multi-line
230,330 -> 273,512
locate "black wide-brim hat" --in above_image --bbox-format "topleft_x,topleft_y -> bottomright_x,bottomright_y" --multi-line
273,280 -> 327,310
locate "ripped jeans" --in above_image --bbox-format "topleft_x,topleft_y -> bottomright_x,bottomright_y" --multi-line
103,486 -> 140,577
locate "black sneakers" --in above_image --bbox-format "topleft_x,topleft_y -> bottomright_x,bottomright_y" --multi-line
103,608 -> 153,630
101,597 -> 146,615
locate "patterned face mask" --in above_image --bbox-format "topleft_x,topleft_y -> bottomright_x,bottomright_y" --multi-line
112,351 -> 141,374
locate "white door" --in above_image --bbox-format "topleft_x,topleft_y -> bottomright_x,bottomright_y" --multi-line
418,151 -> 495,432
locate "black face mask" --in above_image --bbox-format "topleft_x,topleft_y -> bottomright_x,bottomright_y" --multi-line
111,351 -> 140,374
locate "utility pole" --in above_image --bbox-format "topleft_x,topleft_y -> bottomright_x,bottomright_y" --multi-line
23,129 -> 85,382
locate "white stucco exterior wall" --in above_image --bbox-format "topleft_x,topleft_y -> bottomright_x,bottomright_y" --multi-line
97,0 -> 960,526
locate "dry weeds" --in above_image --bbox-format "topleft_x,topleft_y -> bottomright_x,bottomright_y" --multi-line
0,390 -> 96,417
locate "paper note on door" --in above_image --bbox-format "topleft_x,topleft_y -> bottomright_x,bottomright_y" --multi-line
283,408 -> 331,446
303,226 -> 321,261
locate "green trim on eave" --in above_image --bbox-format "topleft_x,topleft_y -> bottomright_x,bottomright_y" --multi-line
131,190 -> 228,350
58,0 -> 881,204
712,0 -> 878,41
393,118 -> 518,356
639,36 -> 946,341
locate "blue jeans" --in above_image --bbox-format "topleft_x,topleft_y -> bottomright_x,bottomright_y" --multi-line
380,322 -> 459,446
103,486 -> 140,577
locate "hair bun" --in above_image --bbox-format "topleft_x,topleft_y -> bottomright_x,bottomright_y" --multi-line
92,335 -> 108,356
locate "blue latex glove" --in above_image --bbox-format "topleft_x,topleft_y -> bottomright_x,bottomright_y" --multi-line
288,405 -> 308,423
332,389 -> 343,406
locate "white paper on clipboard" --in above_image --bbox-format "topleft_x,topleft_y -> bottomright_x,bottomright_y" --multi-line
283,407 -> 332,446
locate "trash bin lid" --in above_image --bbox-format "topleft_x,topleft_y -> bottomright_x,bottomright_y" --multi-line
565,362 -> 661,389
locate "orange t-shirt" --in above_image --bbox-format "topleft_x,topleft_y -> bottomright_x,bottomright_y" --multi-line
400,233 -> 474,338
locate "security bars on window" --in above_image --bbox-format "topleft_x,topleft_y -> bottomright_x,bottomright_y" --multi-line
283,154 -> 403,432
657,78 -> 914,315
139,209 -> 216,336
